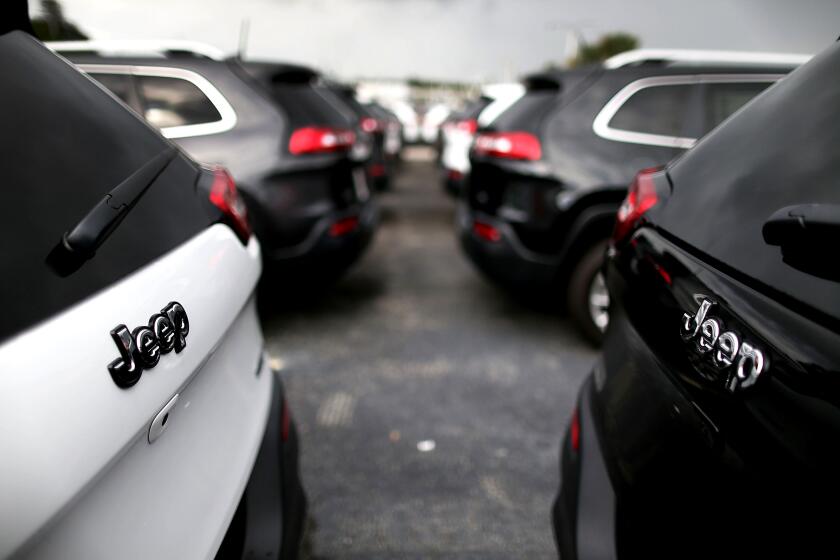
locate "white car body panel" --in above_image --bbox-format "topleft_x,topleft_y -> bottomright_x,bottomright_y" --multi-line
0,225 -> 266,559
441,125 -> 474,174
421,103 -> 450,144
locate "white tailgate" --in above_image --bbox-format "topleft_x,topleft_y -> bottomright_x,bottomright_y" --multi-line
0,225 -> 269,559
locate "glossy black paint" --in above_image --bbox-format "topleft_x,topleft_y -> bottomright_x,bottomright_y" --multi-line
328,83 -> 392,190
554,43 -> 840,558
70,53 -> 378,278
460,63 -> 794,295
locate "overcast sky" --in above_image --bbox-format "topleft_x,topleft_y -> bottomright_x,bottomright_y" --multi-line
45,0 -> 840,82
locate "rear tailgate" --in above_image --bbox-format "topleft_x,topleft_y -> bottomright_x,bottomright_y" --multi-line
0,33 -> 267,558
600,43 -> 840,554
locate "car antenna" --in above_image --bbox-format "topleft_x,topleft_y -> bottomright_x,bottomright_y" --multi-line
237,18 -> 250,61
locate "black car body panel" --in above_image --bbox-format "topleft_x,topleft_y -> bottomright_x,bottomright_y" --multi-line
462,63 -> 792,285
554,43 -> 840,558
65,52 -> 377,277
328,83 -> 393,190
460,60 -> 796,341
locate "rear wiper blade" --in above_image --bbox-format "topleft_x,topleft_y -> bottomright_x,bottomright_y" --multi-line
47,147 -> 178,276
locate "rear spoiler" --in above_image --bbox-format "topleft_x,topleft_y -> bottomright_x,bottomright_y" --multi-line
239,61 -> 320,85
522,72 -> 563,92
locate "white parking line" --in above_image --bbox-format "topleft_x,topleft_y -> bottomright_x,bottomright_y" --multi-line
317,392 -> 356,427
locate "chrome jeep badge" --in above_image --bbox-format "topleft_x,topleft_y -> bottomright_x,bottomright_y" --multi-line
680,298 -> 767,392
108,302 -> 189,389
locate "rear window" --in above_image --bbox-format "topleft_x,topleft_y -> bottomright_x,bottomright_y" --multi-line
609,84 -> 695,137
703,81 -> 773,133
0,33 -> 210,342
270,84 -> 354,129
137,75 -> 222,128
487,91 -> 558,133
662,49 -> 840,320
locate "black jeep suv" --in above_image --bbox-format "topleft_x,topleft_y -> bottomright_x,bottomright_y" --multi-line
553,42 -> 838,558
54,43 -> 378,285
458,50 -> 805,343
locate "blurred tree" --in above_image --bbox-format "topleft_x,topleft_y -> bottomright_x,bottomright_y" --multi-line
31,0 -> 87,40
567,32 -> 639,67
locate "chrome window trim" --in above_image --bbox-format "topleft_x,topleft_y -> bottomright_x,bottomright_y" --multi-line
603,49 -> 810,69
78,64 -> 238,139
591,74 -> 783,149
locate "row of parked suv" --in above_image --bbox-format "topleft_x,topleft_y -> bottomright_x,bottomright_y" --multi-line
0,26 -> 408,559
54,40 -> 404,287
453,49 -> 810,345
449,45 -> 840,558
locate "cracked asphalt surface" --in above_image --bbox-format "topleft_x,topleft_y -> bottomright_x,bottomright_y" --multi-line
260,149 -> 595,559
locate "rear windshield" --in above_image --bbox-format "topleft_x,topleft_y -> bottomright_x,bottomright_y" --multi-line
662,46 -> 840,321
0,32 -> 209,342
487,91 -> 558,133
270,83 -> 354,129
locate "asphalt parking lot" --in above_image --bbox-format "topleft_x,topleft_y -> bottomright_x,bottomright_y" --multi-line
260,148 -> 596,559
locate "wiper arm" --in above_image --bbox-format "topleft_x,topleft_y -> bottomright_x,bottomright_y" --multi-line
763,203 -> 840,282
47,147 -> 178,276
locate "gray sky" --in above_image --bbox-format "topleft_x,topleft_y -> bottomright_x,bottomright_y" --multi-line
48,0 -> 840,81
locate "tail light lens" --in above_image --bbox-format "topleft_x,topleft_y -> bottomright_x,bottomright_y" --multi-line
447,169 -> 464,181
456,119 -> 478,134
570,406 -> 581,452
612,166 -> 664,244
473,220 -> 501,243
474,131 -> 541,161
329,216 -> 360,237
281,398 -> 291,442
209,167 -> 251,244
361,117 -> 381,133
369,163 -> 386,178
289,127 -> 355,155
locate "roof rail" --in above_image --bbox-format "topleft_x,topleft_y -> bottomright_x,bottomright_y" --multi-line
45,40 -> 226,61
604,49 -> 812,69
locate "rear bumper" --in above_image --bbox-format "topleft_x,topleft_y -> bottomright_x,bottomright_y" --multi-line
265,199 -> 378,270
216,369 -> 307,560
457,204 -> 559,290
552,375 -> 617,560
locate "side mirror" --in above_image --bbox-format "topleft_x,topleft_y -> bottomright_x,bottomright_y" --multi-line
762,203 -> 840,281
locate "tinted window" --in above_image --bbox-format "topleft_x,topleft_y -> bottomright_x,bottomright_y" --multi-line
92,72 -> 133,106
704,81 -> 773,133
138,75 -> 222,128
270,84 -> 353,128
488,91 -> 557,133
0,33 -> 211,342
663,49 -> 840,320
609,84 -> 695,137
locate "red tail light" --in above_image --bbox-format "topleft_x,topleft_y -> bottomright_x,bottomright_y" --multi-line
456,119 -> 478,134
612,166 -> 664,244
209,167 -> 251,244
281,398 -> 291,442
369,163 -> 386,178
474,131 -> 541,161
570,406 -> 581,452
473,220 -> 501,242
447,169 -> 464,181
289,127 -> 355,155
361,117 -> 382,133
329,216 -> 360,237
